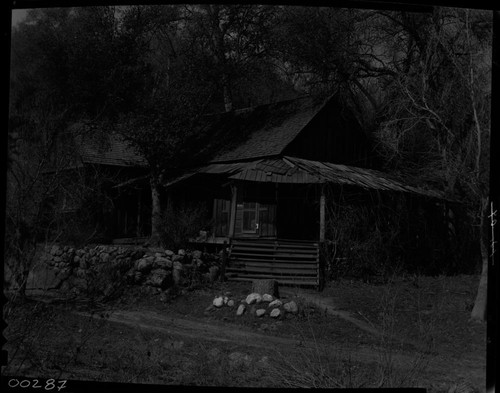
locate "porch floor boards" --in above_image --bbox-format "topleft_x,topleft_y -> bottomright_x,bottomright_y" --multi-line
227,238 -> 321,289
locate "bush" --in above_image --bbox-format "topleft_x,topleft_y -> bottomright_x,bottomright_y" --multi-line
159,201 -> 212,250
323,188 -> 477,279
324,203 -> 402,281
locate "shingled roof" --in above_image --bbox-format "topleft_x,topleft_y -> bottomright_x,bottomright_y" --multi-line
165,156 -> 449,200
75,132 -> 147,167
58,96 -> 327,169
196,95 -> 328,163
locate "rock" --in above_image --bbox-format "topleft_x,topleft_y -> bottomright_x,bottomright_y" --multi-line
223,296 -> 229,304
284,301 -> 298,314
155,252 -> 164,258
53,256 -> 62,263
172,268 -> 182,285
262,294 -> 273,302
236,304 -> 246,316
194,258 -> 204,267
245,293 -> 262,305
192,250 -> 202,259
255,309 -> 266,317
147,269 -> 171,288
136,257 -> 155,273
213,297 -> 224,307
270,308 -> 281,318
50,245 -> 62,256
178,249 -> 186,256
228,352 -> 252,368
251,279 -> 279,298
173,261 -> 183,270
269,299 -> 283,308
164,249 -> 175,257
100,252 -> 110,263
155,257 -> 172,269
209,266 -> 219,282
172,254 -> 184,263
227,299 -> 235,307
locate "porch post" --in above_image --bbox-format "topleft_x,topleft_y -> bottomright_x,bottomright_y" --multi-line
228,183 -> 238,238
319,185 -> 326,242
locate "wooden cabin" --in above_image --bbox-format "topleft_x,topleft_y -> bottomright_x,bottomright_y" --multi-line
165,96 -> 448,288
44,128 -> 151,243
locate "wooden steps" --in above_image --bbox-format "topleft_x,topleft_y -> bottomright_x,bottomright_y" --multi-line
227,238 -> 321,289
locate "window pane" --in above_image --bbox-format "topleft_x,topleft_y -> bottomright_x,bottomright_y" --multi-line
243,210 -> 256,231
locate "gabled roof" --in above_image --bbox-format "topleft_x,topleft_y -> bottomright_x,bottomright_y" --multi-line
197,96 -> 328,163
75,132 -> 147,167
56,96 -> 328,169
165,156 -> 449,200
42,129 -> 147,174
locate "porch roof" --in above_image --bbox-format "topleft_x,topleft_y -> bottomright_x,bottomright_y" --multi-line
165,156 -> 448,200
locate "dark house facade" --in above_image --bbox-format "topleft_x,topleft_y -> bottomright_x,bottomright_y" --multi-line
163,96 -> 449,287
50,96 -> 451,287
47,129 -> 151,243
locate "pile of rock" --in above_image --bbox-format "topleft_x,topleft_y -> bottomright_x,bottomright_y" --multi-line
128,248 -> 222,289
209,291 -> 299,319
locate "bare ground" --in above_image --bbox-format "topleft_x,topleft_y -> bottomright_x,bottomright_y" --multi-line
3,275 -> 486,390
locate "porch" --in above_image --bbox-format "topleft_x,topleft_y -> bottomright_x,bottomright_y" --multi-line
166,155 -> 447,289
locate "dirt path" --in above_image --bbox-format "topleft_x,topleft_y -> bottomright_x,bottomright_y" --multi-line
74,308 -> 484,390
76,309 -> 411,364
281,290 -> 384,337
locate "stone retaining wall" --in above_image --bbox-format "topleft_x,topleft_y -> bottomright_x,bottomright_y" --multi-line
36,244 -> 223,298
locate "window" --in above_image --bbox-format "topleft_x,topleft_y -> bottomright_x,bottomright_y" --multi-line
242,202 -> 258,232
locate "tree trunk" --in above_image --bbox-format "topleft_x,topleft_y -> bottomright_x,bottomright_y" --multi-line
470,197 -> 489,321
222,73 -> 233,112
150,177 -> 162,247
205,4 -> 233,112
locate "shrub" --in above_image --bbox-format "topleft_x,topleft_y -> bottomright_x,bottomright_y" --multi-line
324,202 -> 402,281
159,201 -> 212,250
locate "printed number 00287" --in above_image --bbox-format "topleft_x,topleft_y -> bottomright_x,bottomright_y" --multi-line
7,378 -> 67,391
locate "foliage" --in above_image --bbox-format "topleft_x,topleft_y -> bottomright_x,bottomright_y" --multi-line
159,202 -> 212,250
324,199 -> 403,280
323,188 -> 478,280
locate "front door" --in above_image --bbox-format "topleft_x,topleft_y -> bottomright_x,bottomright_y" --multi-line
242,202 -> 259,233
237,201 -> 276,237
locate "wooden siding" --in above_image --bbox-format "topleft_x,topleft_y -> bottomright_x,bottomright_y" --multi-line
282,100 -> 369,166
214,199 -> 230,236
